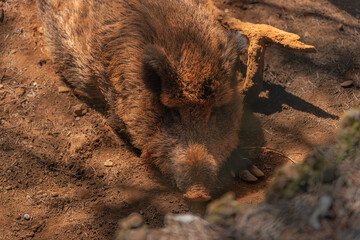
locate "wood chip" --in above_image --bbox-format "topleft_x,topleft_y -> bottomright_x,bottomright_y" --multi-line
58,86 -> 71,93
104,160 -> 114,167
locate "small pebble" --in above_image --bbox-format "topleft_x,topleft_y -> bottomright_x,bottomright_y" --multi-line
104,160 -> 114,167
51,192 -> 59,197
24,214 -> 31,220
0,84 -> 3,89
309,195 -> 332,229
73,103 -> 87,116
338,24 -> 344,31
58,86 -> 71,93
340,80 -> 353,88
5,185 -> 12,191
119,213 -> 143,229
38,26 -> 44,34
281,104 -> 289,110
259,90 -> 269,98
1,119 -> 10,126
15,88 -> 25,96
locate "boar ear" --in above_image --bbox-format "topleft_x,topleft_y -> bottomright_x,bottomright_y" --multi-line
221,31 -> 247,71
142,45 -> 176,94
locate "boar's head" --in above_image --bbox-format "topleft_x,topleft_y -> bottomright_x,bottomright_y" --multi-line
141,32 -> 246,202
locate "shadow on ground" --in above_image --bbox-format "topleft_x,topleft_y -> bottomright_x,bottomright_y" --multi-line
253,81 -> 339,120
328,0 -> 360,18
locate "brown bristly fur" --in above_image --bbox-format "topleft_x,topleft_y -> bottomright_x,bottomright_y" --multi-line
37,0 -> 247,201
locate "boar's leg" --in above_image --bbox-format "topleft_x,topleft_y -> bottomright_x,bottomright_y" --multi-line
239,166 -> 264,182
226,149 -> 264,182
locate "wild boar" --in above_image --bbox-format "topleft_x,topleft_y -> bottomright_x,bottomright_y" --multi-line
36,0 -> 264,202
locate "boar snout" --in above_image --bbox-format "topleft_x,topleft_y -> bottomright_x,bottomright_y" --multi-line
183,184 -> 211,202
173,144 -> 218,202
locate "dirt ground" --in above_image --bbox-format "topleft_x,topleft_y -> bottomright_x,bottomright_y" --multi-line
0,0 -> 359,239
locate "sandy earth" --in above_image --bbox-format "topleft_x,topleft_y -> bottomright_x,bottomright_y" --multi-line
0,0 -> 359,239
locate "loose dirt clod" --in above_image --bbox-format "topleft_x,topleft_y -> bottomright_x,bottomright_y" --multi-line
51,192 -> 59,197
15,88 -> 25,96
58,86 -> 71,93
73,103 -> 87,116
104,160 -> 114,167
119,213 -> 144,229
69,133 -> 87,153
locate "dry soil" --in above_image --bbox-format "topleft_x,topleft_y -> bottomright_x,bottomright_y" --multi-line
0,0 -> 359,239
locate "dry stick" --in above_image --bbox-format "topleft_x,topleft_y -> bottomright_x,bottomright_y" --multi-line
239,147 -> 296,164
204,0 -> 316,97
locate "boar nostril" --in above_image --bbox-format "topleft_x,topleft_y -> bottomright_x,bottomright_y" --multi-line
183,184 -> 211,202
